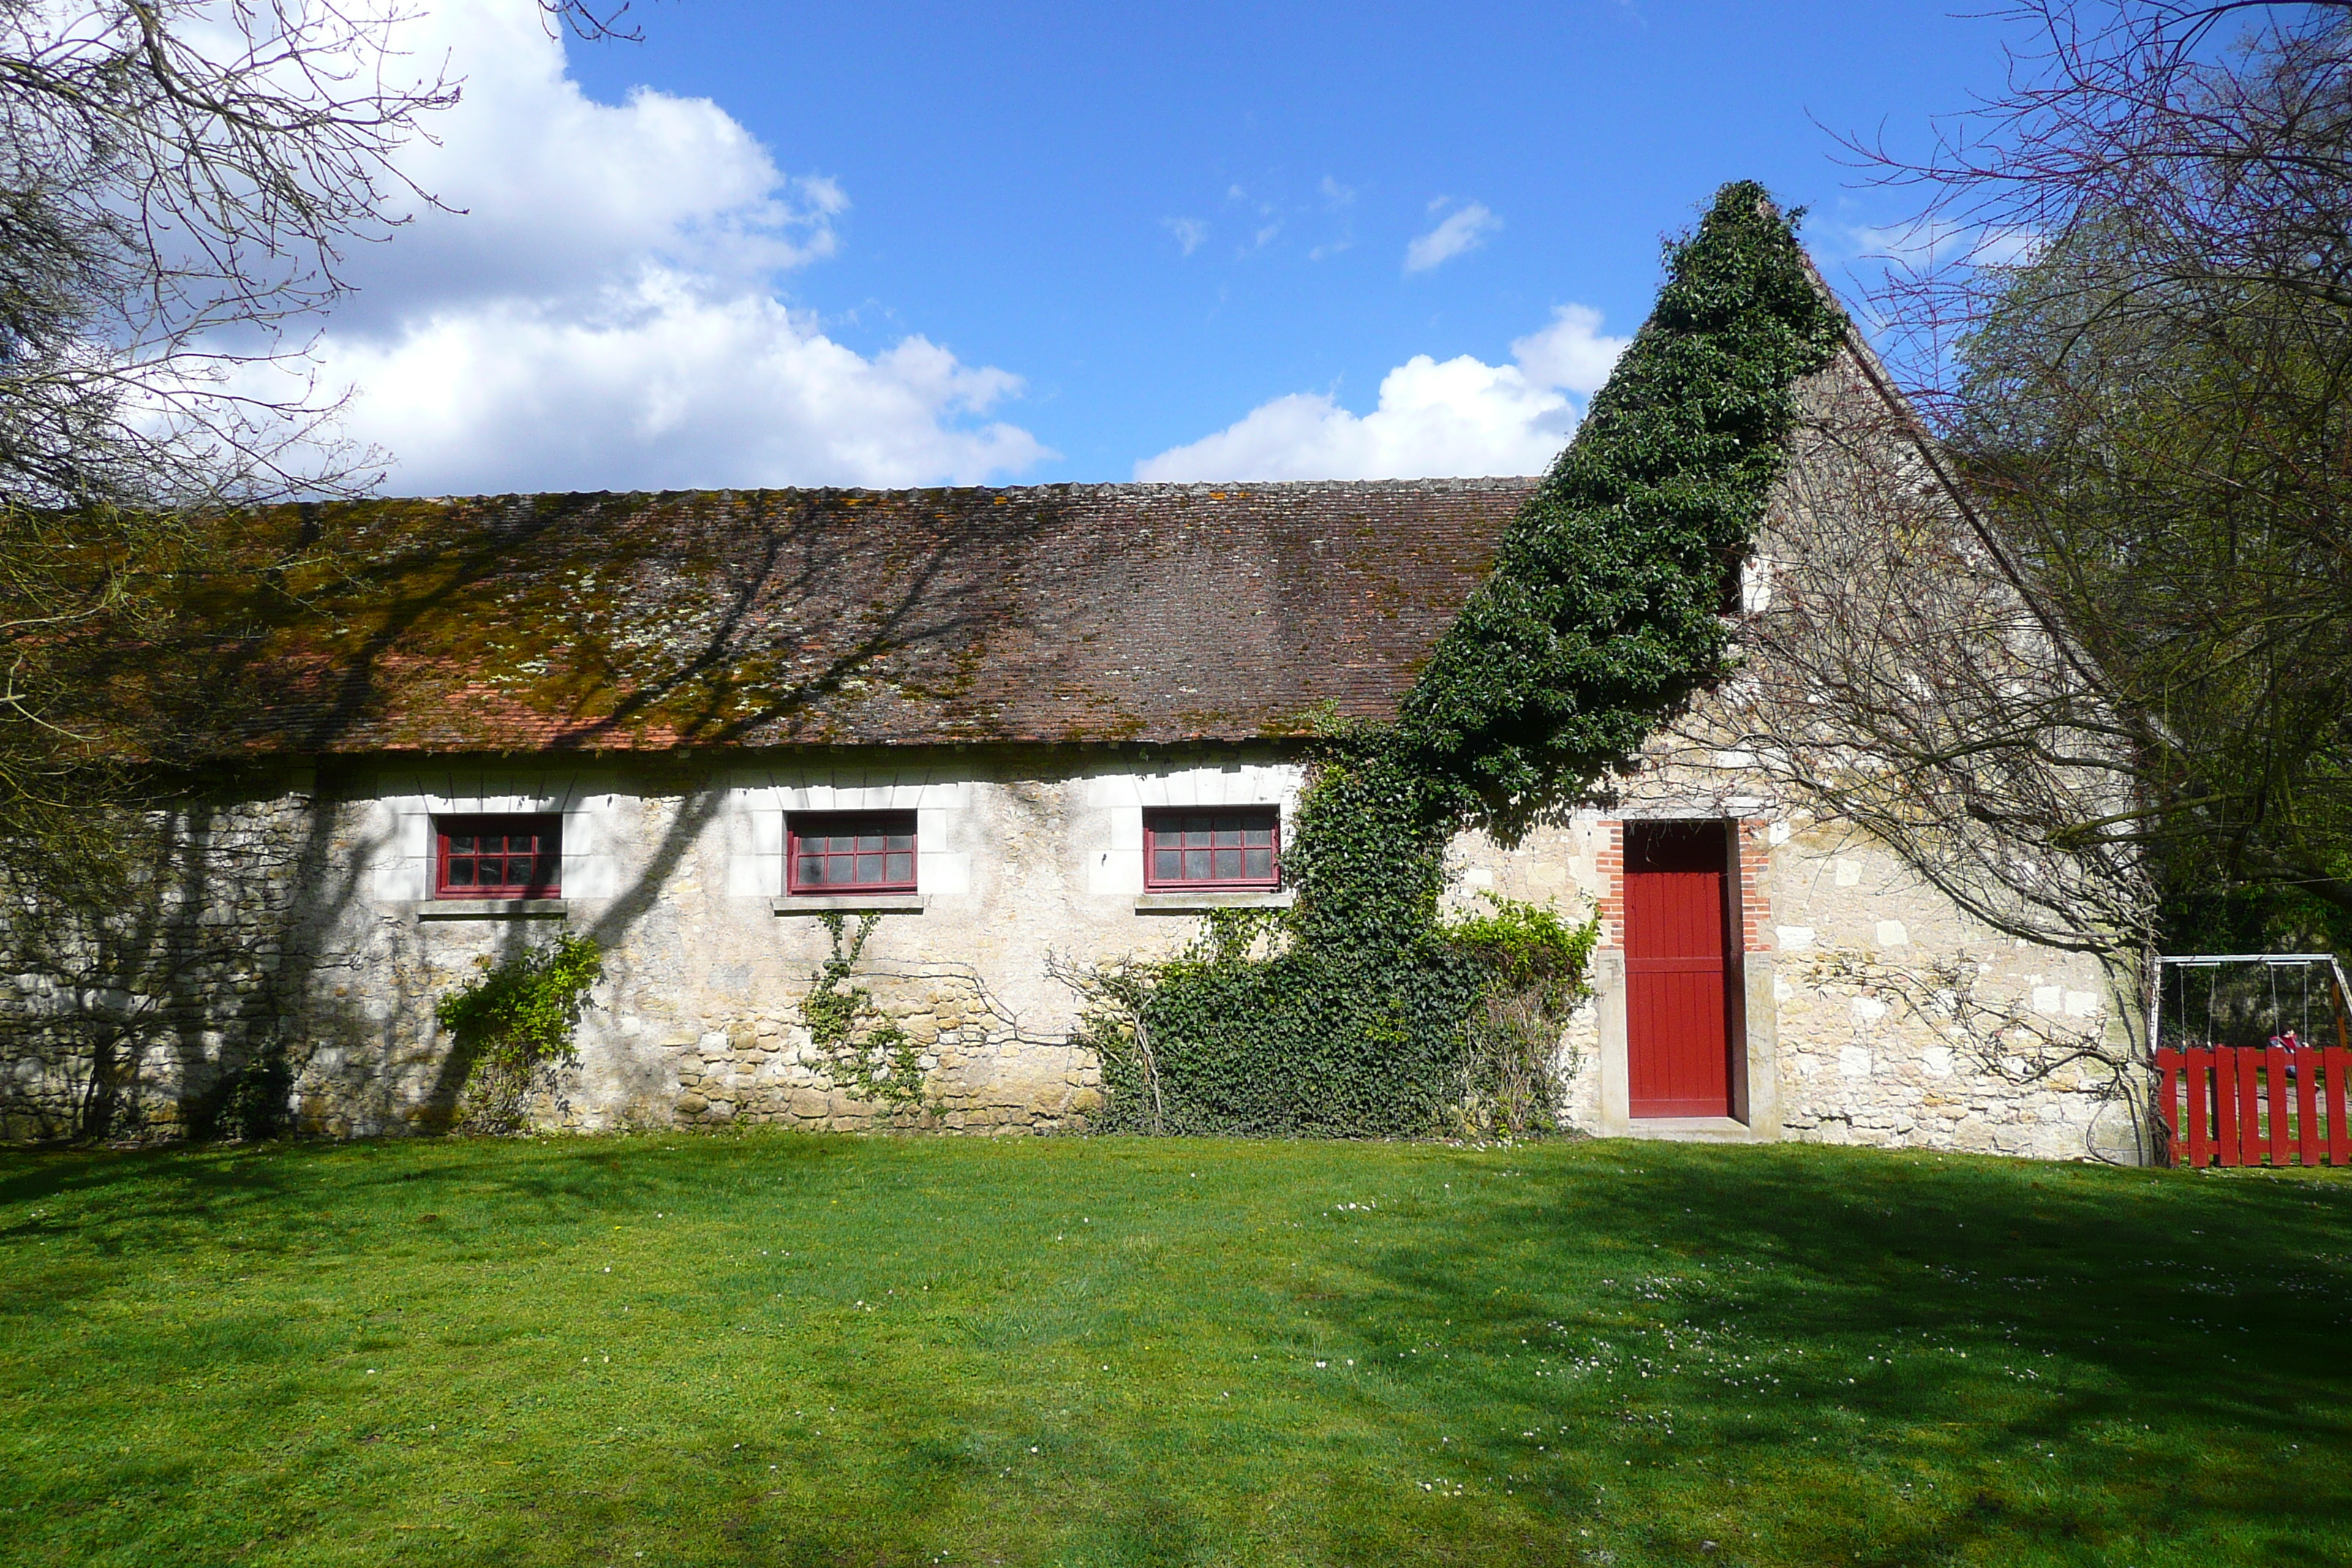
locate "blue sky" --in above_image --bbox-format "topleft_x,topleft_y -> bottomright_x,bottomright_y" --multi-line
304,1 -> 2023,494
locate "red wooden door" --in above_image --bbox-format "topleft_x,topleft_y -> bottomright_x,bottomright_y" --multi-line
1625,822 -> 1735,1118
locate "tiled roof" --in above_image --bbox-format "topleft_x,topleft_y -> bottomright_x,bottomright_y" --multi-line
129,479 -> 1533,758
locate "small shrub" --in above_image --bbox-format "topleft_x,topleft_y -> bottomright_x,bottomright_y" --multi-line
1442,897 -> 1600,1138
436,932 -> 603,1134
189,1046 -> 294,1142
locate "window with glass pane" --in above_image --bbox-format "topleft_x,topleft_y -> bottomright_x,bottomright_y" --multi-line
787,811 -> 918,893
435,815 -> 561,898
1143,807 -> 1280,889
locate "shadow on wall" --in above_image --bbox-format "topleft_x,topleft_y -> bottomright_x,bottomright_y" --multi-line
1,491 -> 1117,1143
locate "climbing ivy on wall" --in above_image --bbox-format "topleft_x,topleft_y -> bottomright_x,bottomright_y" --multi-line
1082,182 -> 1847,1138
803,913 -> 928,1116
1400,181 -> 1850,831
436,931 -> 604,1134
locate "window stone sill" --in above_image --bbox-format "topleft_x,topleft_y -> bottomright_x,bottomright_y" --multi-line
1134,890 -> 1294,913
415,899 -> 569,920
771,894 -> 929,915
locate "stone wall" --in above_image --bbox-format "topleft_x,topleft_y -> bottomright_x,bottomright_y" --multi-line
1444,795 -> 2141,1162
652,978 -> 1101,1136
0,749 -> 1287,1142
0,789 -> 330,1142
0,742 -> 2143,1159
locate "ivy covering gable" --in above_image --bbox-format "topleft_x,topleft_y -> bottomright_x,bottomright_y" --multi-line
1400,181 -> 1848,834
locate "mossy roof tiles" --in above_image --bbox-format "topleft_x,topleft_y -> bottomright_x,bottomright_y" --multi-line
128,478 -> 1533,758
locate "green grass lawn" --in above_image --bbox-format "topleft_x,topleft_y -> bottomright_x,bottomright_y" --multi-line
4,1133 -> 2350,1567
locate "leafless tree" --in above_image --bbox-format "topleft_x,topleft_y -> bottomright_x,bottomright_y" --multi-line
1817,1 -> 2352,949
0,0 -> 625,1139
0,0 -> 625,823
1854,1 -> 2352,375
1707,354 -> 2157,962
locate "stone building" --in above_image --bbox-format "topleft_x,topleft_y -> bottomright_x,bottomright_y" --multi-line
0,339 -> 2143,1158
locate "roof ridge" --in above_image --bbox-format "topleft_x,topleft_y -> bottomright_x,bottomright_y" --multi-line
401,475 -> 1545,507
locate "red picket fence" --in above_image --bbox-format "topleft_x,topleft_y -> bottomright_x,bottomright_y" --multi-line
2156,1042 -> 2352,1166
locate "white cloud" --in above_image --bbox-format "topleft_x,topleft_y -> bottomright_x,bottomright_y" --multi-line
1510,304 -> 1629,395
1404,201 -> 1500,274
327,275 -> 1045,492
1164,217 -> 1209,256
1133,304 -> 1629,482
292,0 -> 1047,493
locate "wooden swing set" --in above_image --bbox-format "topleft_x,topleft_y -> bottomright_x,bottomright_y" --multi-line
2152,954 -> 2352,1167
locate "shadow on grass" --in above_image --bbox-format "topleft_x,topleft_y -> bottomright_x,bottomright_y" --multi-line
1341,1145 -> 2352,1561
0,1126 -> 871,1223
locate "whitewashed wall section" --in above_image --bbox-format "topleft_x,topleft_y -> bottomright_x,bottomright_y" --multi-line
720,770 -> 976,897
370,770 -> 624,900
706,761 -> 1305,902
1082,761 -> 1305,895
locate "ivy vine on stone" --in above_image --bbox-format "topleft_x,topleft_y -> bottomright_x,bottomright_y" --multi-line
802,913 -> 928,1117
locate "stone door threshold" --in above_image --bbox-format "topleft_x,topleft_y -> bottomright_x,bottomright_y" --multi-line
1620,1116 -> 1763,1143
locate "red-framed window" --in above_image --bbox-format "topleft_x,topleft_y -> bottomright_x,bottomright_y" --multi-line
787,811 -> 918,894
435,815 -> 561,899
1145,807 -> 1281,891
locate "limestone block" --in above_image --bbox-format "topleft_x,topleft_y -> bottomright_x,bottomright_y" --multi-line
676,1093 -> 709,1115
